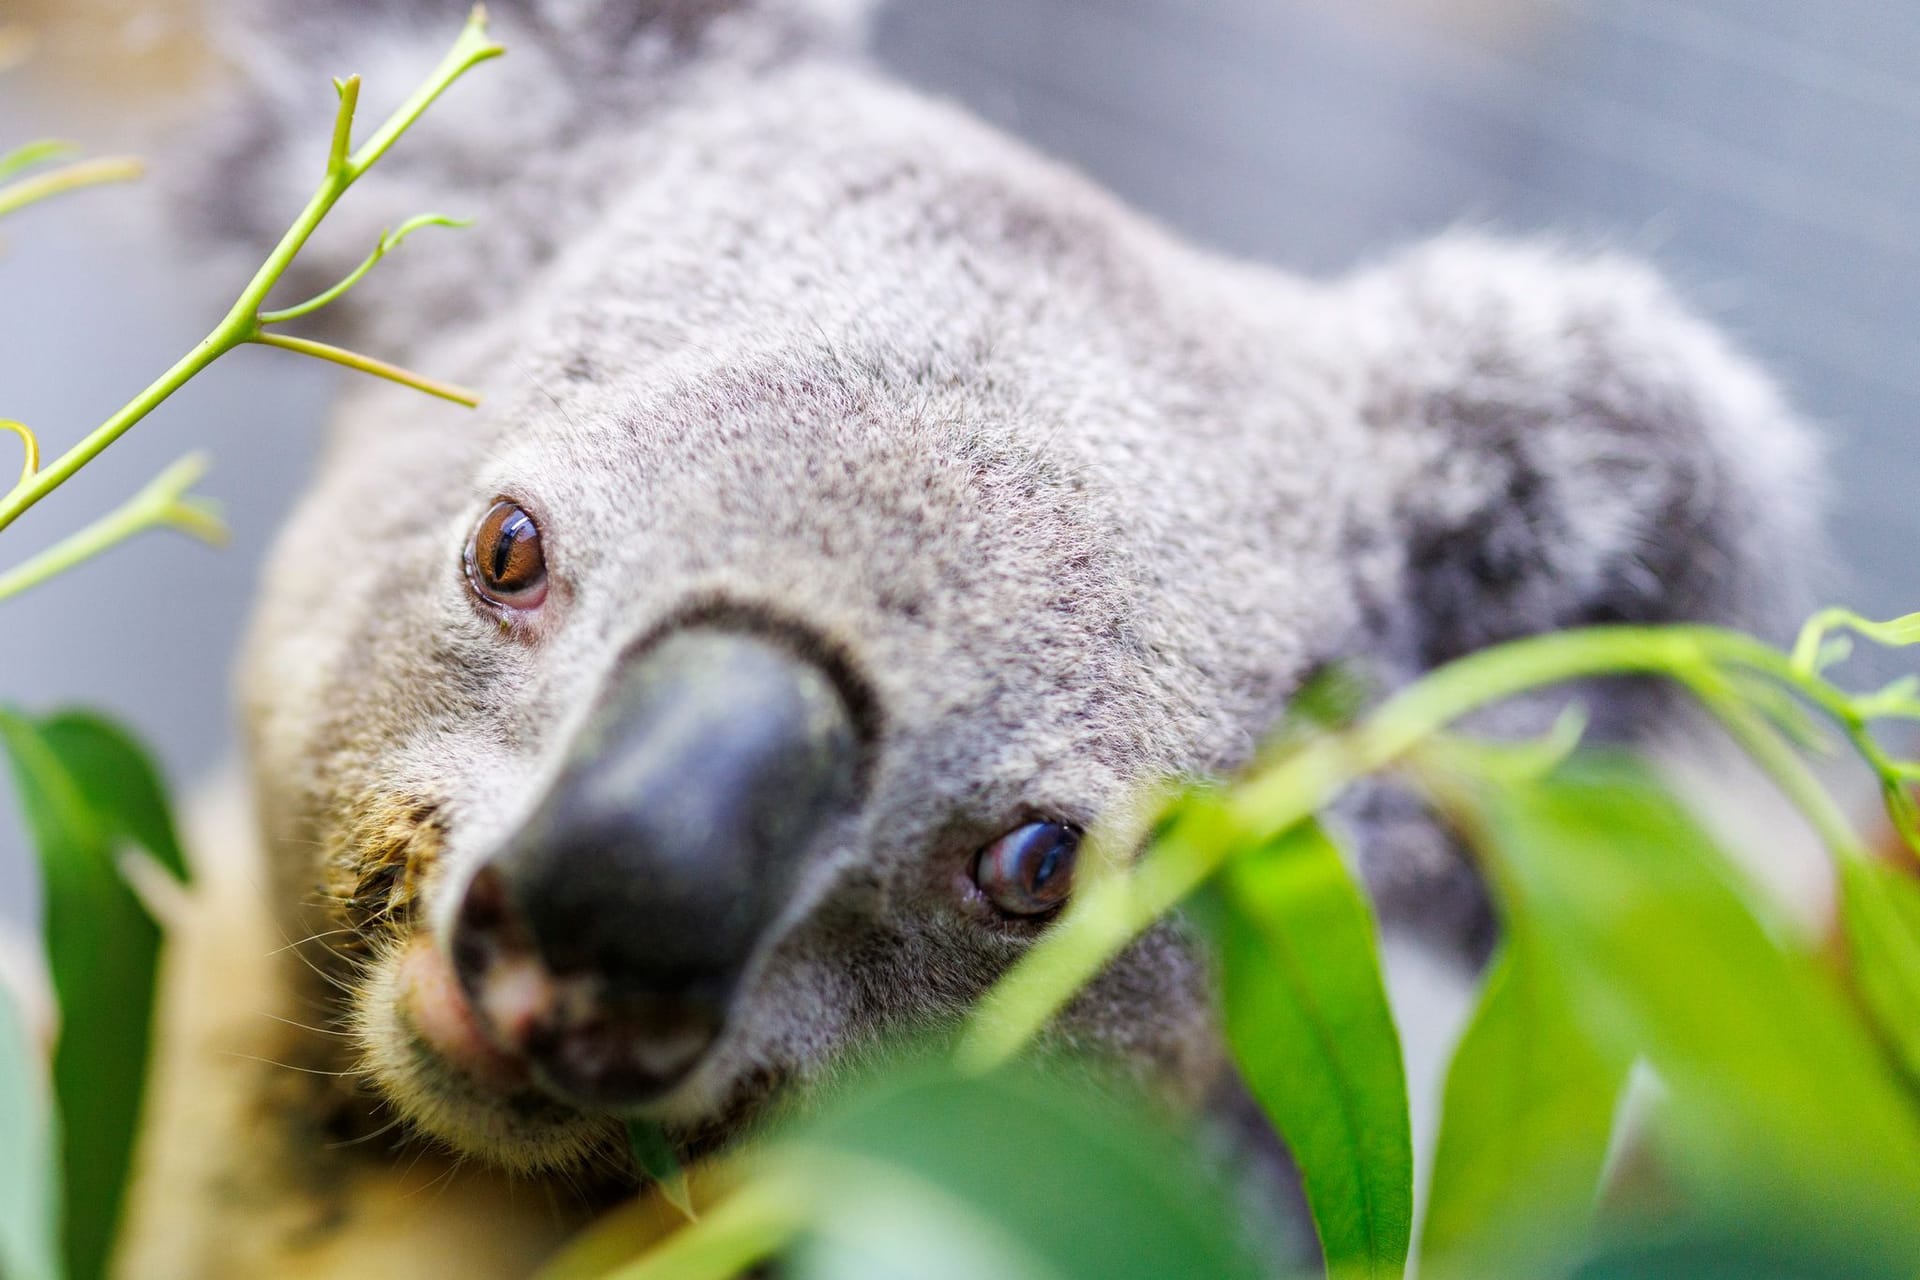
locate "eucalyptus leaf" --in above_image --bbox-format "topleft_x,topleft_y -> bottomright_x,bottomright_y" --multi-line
1,707 -> 184,1280
1459,757 -> 1920,1247
788,1067 -> 1269,1280
628,1120 -> 695,1222
1201,818 -> 1412,1280
1837,856 -> 1920,1090
1420,945 -> 1629,1279
35,712 -> 190,886
0,983 -> 61,1280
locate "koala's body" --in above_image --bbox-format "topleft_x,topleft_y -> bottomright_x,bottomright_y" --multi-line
120,1 -> 1820,1275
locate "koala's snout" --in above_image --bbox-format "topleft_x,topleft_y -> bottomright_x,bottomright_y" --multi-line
451,627 -> 862,1107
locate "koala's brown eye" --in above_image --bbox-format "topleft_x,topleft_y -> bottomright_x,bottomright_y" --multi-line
465,501 -> 548,609
973,822 -> 1079,917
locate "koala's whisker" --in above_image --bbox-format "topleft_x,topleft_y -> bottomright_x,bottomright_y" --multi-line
270,932 -> 362,997
322,1114 -> 407,1151
267,927 -> 361,957
394,1151 -> 467,1204
255,1010 -> 356,1039
222,1050 -> 366,1079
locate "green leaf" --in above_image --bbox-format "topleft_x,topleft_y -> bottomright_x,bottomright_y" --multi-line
35,712 -> 190,886
1838,856 -> 1920,1090
1201,818 -> 1412,1280
628,1120 -> 695,1222
0,983 -> 61,1280
1457,757 -> 1920,1247
787,1067 -> 1269,1280
1,707 -> 185,1280
1420,945 -> 1629,1279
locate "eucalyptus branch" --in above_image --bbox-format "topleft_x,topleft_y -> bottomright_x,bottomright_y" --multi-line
0,5 -> 501,542
0,155 -> 143,221
0,454 -> 225,603
959,614 -> 1920,1074
1793,608 -> 1920,674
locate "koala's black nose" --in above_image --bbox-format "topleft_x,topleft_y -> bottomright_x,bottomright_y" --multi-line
452,627 -> 861,1108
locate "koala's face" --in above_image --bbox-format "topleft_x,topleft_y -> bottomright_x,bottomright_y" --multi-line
246,337 -> 1238,1171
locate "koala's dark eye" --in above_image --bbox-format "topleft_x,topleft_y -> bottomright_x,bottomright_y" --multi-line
973,821 -> 1079,917
465,500 -> 548,609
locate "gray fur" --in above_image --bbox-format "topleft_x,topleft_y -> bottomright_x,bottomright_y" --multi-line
200,0 -> 1818,1196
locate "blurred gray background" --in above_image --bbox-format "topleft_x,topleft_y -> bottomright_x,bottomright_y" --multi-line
2,0 -> 1915,924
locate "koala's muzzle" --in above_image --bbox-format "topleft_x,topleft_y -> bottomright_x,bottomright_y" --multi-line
452,627 -> 860,1108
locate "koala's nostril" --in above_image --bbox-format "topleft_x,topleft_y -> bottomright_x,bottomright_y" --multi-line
451,864 -> 722,1105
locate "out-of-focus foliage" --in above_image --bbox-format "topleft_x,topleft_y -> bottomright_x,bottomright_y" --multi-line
600,609 -> 1920,1280
0,711 -> 190,1280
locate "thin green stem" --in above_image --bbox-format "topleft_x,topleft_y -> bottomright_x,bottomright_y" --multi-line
0,156 -> 143,220
0,455 -> 225,603
257,213 -> 470,325
346,11 -> 503,178
250,331 -> 481,406
1684,669 -> 1873,865
328,75 -> 362,177
2,420 -> 36,489
1793,607 -> 1920,674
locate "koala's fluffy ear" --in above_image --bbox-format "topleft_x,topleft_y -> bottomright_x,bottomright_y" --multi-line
1336,235 -> 1825,693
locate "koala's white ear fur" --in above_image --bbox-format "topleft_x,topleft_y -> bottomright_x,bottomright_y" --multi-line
1336,234 -> 1824,682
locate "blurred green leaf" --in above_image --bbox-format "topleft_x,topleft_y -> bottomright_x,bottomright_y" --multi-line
34,712 -> 189,887
1,707 -> 185,1280
628,1121 -> 695,1222
1420,945 -> 1629,1279
0,983 -> 61,1280
1457,756 -> 1920,1250
1837,856 -> 1920,1090
1200,818 -> 1411,1280
787,1067 -> 1270,1280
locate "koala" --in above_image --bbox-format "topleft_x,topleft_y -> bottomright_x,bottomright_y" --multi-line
118,0 -> 1822,1274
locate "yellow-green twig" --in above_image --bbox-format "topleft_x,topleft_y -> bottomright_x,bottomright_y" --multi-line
0,156 -> 143,220
0,454 -> 226,603
250,331 -> 481,406
2,420 -> 37,489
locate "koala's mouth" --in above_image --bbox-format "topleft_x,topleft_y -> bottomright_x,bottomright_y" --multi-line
353,932 -> 618,1172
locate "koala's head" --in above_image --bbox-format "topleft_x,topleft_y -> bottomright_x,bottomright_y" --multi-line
223,0 -> 1819,1175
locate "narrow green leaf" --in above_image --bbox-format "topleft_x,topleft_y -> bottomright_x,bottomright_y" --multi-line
628,1120 -> 695,1222
0,983 -> 61,1280
1459,757 -> 1920,1246
1838,857 -> 1920,1090
1203,818 -> 1412,1280
35,712 -> 190,886
1420,945 -> 1629,1279
1,707 -> 181,1280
